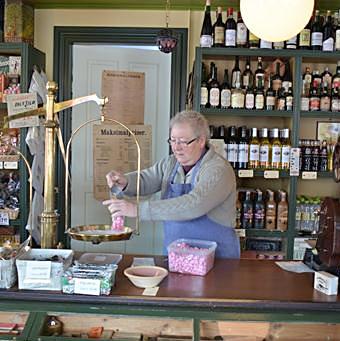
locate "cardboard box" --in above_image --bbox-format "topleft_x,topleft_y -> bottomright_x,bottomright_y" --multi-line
4,0 -> 34,44
314,271 -> 338,296
16,249 -> 73,291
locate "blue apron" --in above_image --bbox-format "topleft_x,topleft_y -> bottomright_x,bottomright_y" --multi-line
162,160 -> 240,259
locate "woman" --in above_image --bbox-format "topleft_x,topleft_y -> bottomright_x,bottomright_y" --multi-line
103,110 -> 240,258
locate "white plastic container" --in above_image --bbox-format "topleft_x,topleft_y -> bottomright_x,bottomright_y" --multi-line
16,249 -> 73,291
167,239 -> 217,276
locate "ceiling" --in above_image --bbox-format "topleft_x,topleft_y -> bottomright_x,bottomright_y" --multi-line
23,0 -> 340,11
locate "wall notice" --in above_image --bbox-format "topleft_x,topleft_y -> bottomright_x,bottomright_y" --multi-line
102,70 -> 145,124
93,124 -> 152,200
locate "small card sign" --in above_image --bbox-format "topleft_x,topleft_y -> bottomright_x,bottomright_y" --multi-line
25,261 -> 51,281
238,169 -> 254,178
0,211 -> 9,226
235,229 -> 246,238
290,148 -> 300,177
264,170 -> 279,179
74,278 -> 101,296
302,171 -> 317,180
4,161 -> 18,169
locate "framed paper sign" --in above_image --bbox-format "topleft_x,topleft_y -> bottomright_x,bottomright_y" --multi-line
316,121 -> 340,144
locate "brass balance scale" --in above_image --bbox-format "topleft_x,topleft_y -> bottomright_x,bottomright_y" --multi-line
5,81 -> 140,248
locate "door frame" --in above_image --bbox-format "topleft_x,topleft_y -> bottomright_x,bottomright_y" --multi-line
53,26 -> 188,244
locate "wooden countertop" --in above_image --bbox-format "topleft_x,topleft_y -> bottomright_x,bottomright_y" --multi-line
1,255 -> 339,312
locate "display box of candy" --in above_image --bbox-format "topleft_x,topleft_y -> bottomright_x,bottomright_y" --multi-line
167,239 -> 217,276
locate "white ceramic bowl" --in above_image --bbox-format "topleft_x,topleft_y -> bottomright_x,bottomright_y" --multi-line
124,266 -> 168,288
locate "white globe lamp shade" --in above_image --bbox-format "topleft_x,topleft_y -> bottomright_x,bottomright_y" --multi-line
240,0 -> 314,42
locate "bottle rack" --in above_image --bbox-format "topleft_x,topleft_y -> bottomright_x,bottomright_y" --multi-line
193,46 -> 340,259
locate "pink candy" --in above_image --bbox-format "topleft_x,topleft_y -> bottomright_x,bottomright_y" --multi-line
111,215 -> 125,230
168,242 -> 215,276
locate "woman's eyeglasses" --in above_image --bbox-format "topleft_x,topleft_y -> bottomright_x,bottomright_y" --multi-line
167,137 -> 198,147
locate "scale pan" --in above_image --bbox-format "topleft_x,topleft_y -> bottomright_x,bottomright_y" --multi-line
67,224 -> 133,244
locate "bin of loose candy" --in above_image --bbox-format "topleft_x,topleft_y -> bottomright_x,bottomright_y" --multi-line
167,239 -> 217,276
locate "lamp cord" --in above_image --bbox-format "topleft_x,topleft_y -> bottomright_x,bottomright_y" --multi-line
165,0 -> 170,28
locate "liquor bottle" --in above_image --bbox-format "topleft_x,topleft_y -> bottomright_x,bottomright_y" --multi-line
331,87 -> 339,112
299,15 -> 312,49
227,125 -> 238,168
208,65 -> 220,108
320,82 -> 331,111
255,76 -> 265,110
200,0 -> 213,48
235,192 -> 242,228
336,10 -> 340,51
285,35 -> 297,49
285,82 -> 294,111
231,74 -> 245,109
249,127 -> 260,168
303,66 -> 312,93
319,140 -> 328,171
260,39 -> 272,49
242,57 -> 253,89
225,7 -> 236,47
299,139 -> 304,170
332,61 -> 340,89
321,67 -> 333,90
280,129 -> 291,170
276,88 -> 286,110
301,80 -> 310,111
309,86 -> 320,111
254,189 -> 265,229
266,75 -> 276,110
259,128 -> 270,169
213,6 -> 225,47
311,140 -> 320,171
322,10 -> 335,52
282,61 -> 292,91
270,128 -> 281,169
237,126 -> 249,169
231,56 -> 241,88
272,62 -> 282,92
248,31 -> 259,48
276,190 -> 288,231
273,41 -> 285,50
311,10 -> 323,50
220,69 -> 231,109
254,57 -> 264,89
302,139 -> 312,171
236,11 -> 247,48
245,85 -> 255,110
200,63 -> 209,108
241,190 -> 253,229
265,190 -> 277,230
312,70 -> 322,89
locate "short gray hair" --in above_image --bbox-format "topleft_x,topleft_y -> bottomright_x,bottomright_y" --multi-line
169,110 -> 210,141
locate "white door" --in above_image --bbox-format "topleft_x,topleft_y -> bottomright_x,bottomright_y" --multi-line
71,45 -> 171,254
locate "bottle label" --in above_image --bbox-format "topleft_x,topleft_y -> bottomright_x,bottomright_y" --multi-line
227,144 -> 238,162
221,89 -> 231,108
286,35 -> 297,48
336,29 -> 340,50
320,96 -> 330,111
281,146 -> 291,164
209,88 -> 220,107
254,209 -> 265,220
243,74 -> 250,87
299,29 -> 311,47
322,74 -> 332,88
331,98 -> 339,112
249,144 -> 259,161
333,77 -> 340,89
277,98 -> 285,110
272,79 -> 282,91
214,27 -> 225,44
309,97 -> 320,111
266,96 -> 275,107
200,35 -> 213,48
236,23 -> 247,45
255,94 -> 264,109
200,87 -> 208,106
311,32 -> 323,47
238,144 -> 249,162
301,97 -> 310,111
231,92 -> 245,108
286,96 -> 293,109
272,146 -> 281,163
260,40 -> 272,49
245,93 -> 254,109
273,41 -> 284,49
225,29 -> 236,46
322,37 -> 334,51
260,145 -> 269,162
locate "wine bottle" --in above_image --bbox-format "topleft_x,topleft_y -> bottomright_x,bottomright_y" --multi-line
260,39 -> 272,49
321,66 -> 333,90
237,126 -> 249,169
276,190 -> 288,231
242,57 -> 253,89
299,15 -> 312,49
200,63 -> 209,108
301,80 -> 310,111
213,6 -> 225,47
245,85 -> 255,110
332,61 -> 340,89
254,189 -> 265,229
249,127 -> 260,168
265,190 -> 277,230
282,61 -> 292,92
322,10 -> 335,52
285,35 -> 297,49
273,41 -> 284,50
311,140 -> 320,172
227,125 -> 238,169
266,75 -> 276,110
280,128 -> 291,170
319,140 -> 328,171
225,7 -> 236,47
272,62 -> 282,92
254,57 -> 264,89
231,56 -> 241,88
309,85 -> 321,111
270,128 -> 281,169
311,10 -> 323,50
320,82 -> 331,111
303,66 -> 312,93
255,76 -> 265,110
208,65 -> 220,108
220,69 -> 231,109
259,128 -> 270,169
285,82 -> 294,111
231,73 -> 245,109
248,31 -> 259,49
236,11 -> 247,48
336,10 -> 340,51
276,88 -> 286,110
241,190 -> 253,229
200,0 -> 213,48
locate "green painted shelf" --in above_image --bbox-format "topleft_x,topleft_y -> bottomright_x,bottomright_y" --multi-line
201,108 -> 293,117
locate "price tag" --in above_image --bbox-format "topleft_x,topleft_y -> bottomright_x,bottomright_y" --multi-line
290,148 -> 300,177
264,170 -> 279,179
302,171 -> 317,180
238,169 -> 254,178
235,229 -> 246,238
4,161 -> 18,169
24,261 -> 51,281
0,161 -> 3,169
74,278 -> 101,296
0,211 -> 9,226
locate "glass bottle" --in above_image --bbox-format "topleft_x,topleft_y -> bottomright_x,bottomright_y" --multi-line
285,82 -> 294,111
266,75 -> 276,110
311,140 -> 320,171
302,139 -> 312,171
231,56 -> 241,88
213,6 -> 225,47
242,56 -> 253,89
320,82 -> 331,111
265,190 -> 276,230
331,86 -> 339,112
225,7 -> 236,47
227,125 -> 238,169
259,128 -> 270,169
332,61 -> 340,90
301,80 -> 310,111
321,66 -> 333,90
303,66 -> 312,93
255,76 -> 265,110
270,128 -> 281,169
254,189 -> 265,229
336,10 -> 340,51
280,128 -> 291,170
311,9 -> 323,50
282,61 -> 292,92
200,0 -> 213,48
200,63 -> 209,108
273,41 -> 285,50
237,126 -> 249,169
272,62 -> 282,92
309,86 -> 320,111
231,73 -> 245,109
319,140 -> 328,171
260,38 -> 272,49
245,85 -> 255,110
312,69 -> 322,89
208,65 -> 220,108
285,35 -> 297,49
322,10 -> 335,52
235,191 -> 242,228
298,15 -> 312,49
241,190 -> 253,229
276,88 -> 286,110
276,190 -> 288,231
236,11 -> 247,48
254,57 -> 264,89
249,127 -> 260,168
220,69 -> 231,109
248,31 -> 259,48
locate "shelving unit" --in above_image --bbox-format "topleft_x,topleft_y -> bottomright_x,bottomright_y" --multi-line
0,43 -> 45,242
193,46 -> 340,259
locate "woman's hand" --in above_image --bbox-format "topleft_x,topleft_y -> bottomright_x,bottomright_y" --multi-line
102,198 -> 137,218
106,170 -> 128,191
